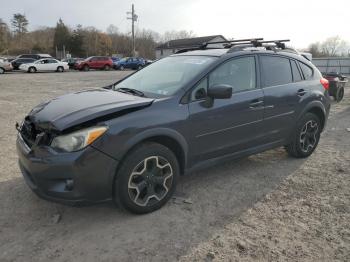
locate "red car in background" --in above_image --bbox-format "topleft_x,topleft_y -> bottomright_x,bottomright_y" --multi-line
75,56 -> 113,71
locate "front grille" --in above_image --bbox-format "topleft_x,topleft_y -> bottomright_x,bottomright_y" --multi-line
20,119 -> 38,148
19,118 -> 51,148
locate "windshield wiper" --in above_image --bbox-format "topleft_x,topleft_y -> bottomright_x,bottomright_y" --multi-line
116,87 -> 145,97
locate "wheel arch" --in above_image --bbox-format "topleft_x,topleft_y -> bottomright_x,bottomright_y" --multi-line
298,101 -> 327,131
116,128 -> 188,177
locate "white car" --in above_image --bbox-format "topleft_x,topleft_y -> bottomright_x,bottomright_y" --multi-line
19,58 -> 69,73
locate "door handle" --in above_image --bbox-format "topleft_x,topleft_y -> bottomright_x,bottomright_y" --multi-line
249,99 -> 264,109
297,89 -> 307,96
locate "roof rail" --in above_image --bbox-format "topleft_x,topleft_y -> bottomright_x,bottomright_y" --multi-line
175,38 -> 298,55
202,38 -> 264,47
175,38 -> 264,54
227,39 -> 299,54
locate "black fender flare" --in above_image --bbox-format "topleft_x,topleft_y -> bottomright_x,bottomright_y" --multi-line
118,127 -> 188,169
296,100 -> 327,130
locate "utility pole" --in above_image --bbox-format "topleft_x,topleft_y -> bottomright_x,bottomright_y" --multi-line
127,4 -> 138,56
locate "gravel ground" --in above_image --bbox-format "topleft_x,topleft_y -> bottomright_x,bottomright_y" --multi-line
0,71 -> 349,261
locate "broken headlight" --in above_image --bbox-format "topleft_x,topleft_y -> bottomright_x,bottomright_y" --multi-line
51,126 -> 107,152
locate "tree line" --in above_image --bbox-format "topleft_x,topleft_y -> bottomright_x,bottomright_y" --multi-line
1,13 -> 349,59
0,13 -> 195,59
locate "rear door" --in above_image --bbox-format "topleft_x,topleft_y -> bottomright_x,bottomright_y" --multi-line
48,59 -> 59,70
188,55 -> 265,163
259,55 -> 305,142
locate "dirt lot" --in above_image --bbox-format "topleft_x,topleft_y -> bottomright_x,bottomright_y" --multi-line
0,71 -> 349,261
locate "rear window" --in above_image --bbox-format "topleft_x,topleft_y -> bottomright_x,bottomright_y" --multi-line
261,56 -> 292,86
298,62 -> 313,80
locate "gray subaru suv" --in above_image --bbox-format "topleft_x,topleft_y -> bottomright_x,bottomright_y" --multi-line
16,39 -> 331,213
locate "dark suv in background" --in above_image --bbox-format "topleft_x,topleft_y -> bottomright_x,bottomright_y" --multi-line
115,57 -> 145,70
16,39 -> 330,214
75,56 -> 113,71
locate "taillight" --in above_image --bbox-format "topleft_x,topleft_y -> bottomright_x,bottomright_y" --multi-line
320,78 -> 329,90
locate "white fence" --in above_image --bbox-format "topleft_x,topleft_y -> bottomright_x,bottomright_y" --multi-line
312,57 -> 350,75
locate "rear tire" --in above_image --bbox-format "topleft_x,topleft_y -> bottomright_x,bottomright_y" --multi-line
57,66 -> 64,72
119,66 -> 124,71
137,65 -> 142,70
285,113 -> 321,158
114,142 -> 179,214
0,68 -> 4,74
103,65 -> 110,71
335,86 -> 344,102
28,67 -> 36,73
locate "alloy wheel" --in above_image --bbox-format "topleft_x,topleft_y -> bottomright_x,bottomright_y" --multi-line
0,68 -> 4,74
128,156 -> 173,207
299,120 -> 319,153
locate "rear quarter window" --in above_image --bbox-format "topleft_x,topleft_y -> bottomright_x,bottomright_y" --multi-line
298,62 -> 313,80
291,60 -> 302,82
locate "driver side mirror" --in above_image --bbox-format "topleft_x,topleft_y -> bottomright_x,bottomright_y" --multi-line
207,84 -> 232,99
200,84 -> 232,108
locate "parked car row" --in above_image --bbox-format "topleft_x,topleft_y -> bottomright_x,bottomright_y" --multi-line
0,54 -> 153,74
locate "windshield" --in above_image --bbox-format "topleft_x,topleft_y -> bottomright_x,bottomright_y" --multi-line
115,56 -> 217,96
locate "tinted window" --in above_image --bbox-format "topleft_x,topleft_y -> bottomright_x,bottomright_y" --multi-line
299,62 -> 313,80
291,60 -> 302,82
48,59 -> 57,63
261,56 -> 292,86
209,56 -> 256,93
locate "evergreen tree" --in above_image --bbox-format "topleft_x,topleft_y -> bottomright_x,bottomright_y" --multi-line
53,18 -> 70,51
11,13 -> 28,35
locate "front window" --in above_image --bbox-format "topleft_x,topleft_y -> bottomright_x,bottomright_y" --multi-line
115,56 -> 217,97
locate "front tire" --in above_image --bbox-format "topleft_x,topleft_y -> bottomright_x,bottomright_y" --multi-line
119,66 -> 124,71
285,113 -> 321,158
0,68 -> 4,74
28,67 -> 36,73
103,65 -> 110,71
114,142 -> 179,214
83,65 -> 89,71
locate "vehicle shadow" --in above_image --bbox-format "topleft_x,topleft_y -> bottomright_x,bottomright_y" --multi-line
0,147 -> 306,261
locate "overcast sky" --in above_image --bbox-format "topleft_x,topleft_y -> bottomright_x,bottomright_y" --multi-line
1,0 -> 350,48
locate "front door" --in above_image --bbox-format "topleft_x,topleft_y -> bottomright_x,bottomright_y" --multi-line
188,56 -> 265,163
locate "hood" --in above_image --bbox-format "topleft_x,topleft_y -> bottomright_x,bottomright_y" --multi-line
27,89 -> 154,132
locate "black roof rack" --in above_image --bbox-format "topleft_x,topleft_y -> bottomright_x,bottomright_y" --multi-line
175,38 -> 298,55
175,38 -> 264,54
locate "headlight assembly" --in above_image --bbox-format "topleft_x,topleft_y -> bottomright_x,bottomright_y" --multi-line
51,126 -> 107,152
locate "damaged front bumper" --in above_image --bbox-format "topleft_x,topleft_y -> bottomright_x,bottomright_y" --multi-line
16,133 -> 119,206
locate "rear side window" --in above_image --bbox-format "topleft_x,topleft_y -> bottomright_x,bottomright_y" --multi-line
261,56 -> 292,86
291,60 -> 302,82
298,62 -> 313,80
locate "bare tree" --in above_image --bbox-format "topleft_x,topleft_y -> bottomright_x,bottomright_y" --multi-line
307,42 -> 322,58
161,30 -> 195,42
0,19 -> 11,54
321,36 -> 348,57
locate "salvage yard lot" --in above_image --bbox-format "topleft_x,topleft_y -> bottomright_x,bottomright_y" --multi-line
0,71 -> 349,261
